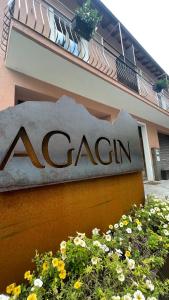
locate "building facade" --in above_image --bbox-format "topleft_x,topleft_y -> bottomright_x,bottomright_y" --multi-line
0,0 -> 169,181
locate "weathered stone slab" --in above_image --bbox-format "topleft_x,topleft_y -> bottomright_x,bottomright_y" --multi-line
0,96 -> 143,191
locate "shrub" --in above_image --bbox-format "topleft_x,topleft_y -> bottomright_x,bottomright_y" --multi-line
2,197 -> 169,300
153,79 -> 169,93
72,0 -> 102,41
75,0 -> 102,29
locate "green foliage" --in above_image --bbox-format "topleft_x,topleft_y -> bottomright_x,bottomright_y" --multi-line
3,197 -> 169,300
153,78 -> 169,93
75,0 -> 102,33
72,0 -> 102,40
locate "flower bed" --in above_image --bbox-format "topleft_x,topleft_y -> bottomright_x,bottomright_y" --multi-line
1,197 -> 169,300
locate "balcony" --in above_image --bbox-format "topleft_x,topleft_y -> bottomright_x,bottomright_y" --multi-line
1,0 -> 169,126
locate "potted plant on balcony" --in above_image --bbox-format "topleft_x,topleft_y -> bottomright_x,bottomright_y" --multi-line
72,0 -> 102,41
153,78 -> 169,93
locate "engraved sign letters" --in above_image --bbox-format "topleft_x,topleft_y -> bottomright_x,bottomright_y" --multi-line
0,96 -> 143,191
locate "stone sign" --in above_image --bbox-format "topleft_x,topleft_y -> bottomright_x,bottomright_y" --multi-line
0,96 -> 143,191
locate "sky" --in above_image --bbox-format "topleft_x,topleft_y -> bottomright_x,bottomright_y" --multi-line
101,0 -> 169,74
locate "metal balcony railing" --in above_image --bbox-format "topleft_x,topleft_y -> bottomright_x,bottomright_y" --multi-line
1,0 -> 169,113
0,0 -> 15,54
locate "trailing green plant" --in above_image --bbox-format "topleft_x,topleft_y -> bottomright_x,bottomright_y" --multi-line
75,0 -> 102,27
153,78 -> 169,93
2,196 -> 169,300
72,0 -> 102,40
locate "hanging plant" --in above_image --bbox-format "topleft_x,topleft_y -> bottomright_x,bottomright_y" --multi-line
72,0 -> 102,41
153,78 -> 169,93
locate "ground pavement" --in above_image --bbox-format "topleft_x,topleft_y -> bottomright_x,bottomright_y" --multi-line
144,180 -> 169,199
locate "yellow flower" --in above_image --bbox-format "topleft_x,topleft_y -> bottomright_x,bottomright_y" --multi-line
13,285 -> 21,296
74,280 -> 82,289
57,260 -> 65,272
125,251 -> 131,257
135,219 -> 142,226
24,270 -> 32,281
6,283 -> 16,294
52,258 -> 59,268
59,269 -> 66,279
109,224 -> 113,230
27,293 -> 37,300
123,220 -> 129,226
42,261 -> 49,272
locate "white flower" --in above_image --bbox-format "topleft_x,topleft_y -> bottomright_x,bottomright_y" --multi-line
79,239 -> 86,247
155,207 -> 160,212
91,257 -> 100,265
77,232 -> 85,239
119,222 -> 124,228
0,295 -> 10,300
163,224 -> 168,228
163,229 -> 169,236
74,237 -> 81,246
129,216 -> 132,222
115,249 -> 123,256
133,290 -> 145,300
108,251 -> 114,257
146,280 -> 154,291
100,244 -> 109,252
92,228 -> 100,235
114,223 -> 119,229
61,254 -> 67,260
122,214 -> 127,219
127,259 -> 135,270
93,240 -> 101,247
126,228 -> 132,234
116,266 -> 123,274
132,281 -> 138,287
34,278 -> 43,287
111,297 -> 120,300
137,225 -> 142,231
105,234 -> 111,241
60,241 -> 66,249
150,208 -> 155,214
128,246 -> 131,251
123,295 -> 132,300
165,214 -> 169,221
118,273 -> 125,282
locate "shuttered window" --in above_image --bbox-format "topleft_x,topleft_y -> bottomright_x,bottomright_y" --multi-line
158,133 -> 169,171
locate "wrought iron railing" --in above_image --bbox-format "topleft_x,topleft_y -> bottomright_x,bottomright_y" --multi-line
1,0 -> 169,113
0,0 -> 15,55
